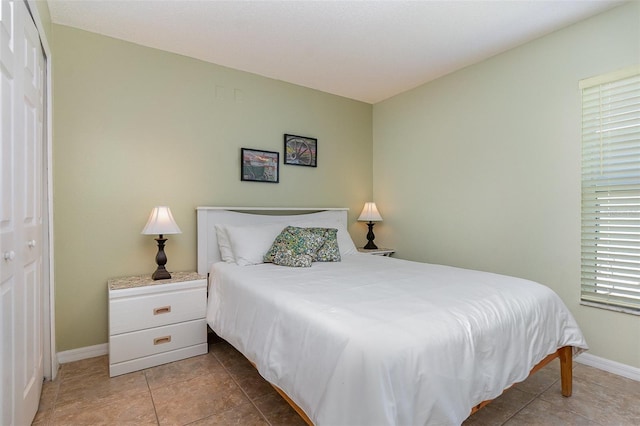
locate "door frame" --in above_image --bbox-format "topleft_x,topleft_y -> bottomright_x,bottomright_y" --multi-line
25,0 -> 57,380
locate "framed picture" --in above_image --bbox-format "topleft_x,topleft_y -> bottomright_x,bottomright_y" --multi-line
284,134 -> 317,167
241,148 -> 279,183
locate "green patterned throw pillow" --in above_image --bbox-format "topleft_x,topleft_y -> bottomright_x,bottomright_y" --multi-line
272,250 -> 313,267
264,226 -> 326,263
305,228 -> 341,262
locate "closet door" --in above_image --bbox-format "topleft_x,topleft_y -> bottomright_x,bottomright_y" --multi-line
0,1 -> 19,423
19,2 -> 44,423
0,1 -> 45,424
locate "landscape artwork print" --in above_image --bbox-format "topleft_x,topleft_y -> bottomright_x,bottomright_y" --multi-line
241,148 -> 279,183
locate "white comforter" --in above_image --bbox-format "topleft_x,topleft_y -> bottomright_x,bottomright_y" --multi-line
206,254 -> 587,426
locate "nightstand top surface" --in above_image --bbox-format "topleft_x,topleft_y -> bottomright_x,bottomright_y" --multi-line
108,271 -> 205,291
357,247 -> 394,253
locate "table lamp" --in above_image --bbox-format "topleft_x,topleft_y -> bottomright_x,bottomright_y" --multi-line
142,206 -> 182,280
358,202 -> 383,249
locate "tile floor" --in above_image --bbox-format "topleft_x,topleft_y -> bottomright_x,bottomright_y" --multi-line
33,338 -> 640,425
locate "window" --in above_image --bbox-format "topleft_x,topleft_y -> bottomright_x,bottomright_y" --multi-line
580,66 -> 640,314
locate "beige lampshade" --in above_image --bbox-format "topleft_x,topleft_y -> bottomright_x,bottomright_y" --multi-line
141,206 -> 182,235
358,202 -> 383,222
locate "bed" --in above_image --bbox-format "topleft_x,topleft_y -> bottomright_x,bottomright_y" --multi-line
197,207 -> 588,425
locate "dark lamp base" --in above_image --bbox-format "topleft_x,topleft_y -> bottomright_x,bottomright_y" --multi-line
364,222 -> 378,250
363,240 -> 378,250
152,267 -> 171,280
151,235 -> 172,280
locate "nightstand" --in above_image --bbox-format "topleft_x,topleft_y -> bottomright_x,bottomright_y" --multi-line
108,271 -> 208,377
357,247 -> 395,257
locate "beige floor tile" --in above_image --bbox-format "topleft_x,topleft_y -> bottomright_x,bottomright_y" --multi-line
144,353 -> 226,390
188,398 -> 269,426
58,355 -> 110,381
504,398 -> 599,425
211,342 -> 256,376
151,372 -> 249,425
230,368 -> 276,400
574,363 -> 640,398
513,360 -> 561,396
31,407 -> 53,426
464,387 -> 537,425
540,376 -> 640,425
51,392 -> 157,425
211,342 -> 276,401
55,369 -> 149,410
37,379 -> 60,412
252,392 -> 308,426
32,380 -> 60,426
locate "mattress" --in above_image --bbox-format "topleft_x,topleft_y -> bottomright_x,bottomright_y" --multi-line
206,254 -> 587,425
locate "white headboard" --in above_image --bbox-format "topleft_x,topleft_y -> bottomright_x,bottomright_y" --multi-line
196,207 -> 349,275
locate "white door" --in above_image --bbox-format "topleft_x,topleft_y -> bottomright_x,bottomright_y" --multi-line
0,1 -> 19,423
0,1 -> 45,424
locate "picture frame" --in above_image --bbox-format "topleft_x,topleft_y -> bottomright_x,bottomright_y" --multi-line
284,134 -> 317,167
241,148 -> 279,183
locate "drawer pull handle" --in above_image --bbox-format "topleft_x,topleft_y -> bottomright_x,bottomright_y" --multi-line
153,306 -> 171,315
153,336 -> 172,345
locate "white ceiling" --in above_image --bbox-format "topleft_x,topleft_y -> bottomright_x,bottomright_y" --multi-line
48,0 -> 625,104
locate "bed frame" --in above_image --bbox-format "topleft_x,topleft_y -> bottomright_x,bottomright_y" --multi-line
196,206 -> 574,424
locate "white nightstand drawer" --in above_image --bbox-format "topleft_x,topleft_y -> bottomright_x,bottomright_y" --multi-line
109,318 -> 206,363
109,287 -> 205,335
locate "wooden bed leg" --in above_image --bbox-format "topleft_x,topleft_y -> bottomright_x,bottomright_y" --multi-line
559,346 -> 573,397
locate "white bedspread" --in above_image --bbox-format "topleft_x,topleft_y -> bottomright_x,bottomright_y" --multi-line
206,254 -> 587,426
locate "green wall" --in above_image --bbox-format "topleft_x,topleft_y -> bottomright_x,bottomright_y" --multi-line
52,25 -> 373,351
373,2 -> 640,368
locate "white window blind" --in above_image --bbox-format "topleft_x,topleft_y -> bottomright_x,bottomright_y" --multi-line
580,66 -> 640,315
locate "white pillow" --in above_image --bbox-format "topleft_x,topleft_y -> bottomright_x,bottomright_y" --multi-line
214,224 -> 235,263
336,225 -> 358,255
224,223 -> 287,266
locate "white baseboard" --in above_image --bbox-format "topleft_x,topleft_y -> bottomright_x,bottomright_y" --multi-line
576,352 -> 640,382
57,343 -> 108,364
